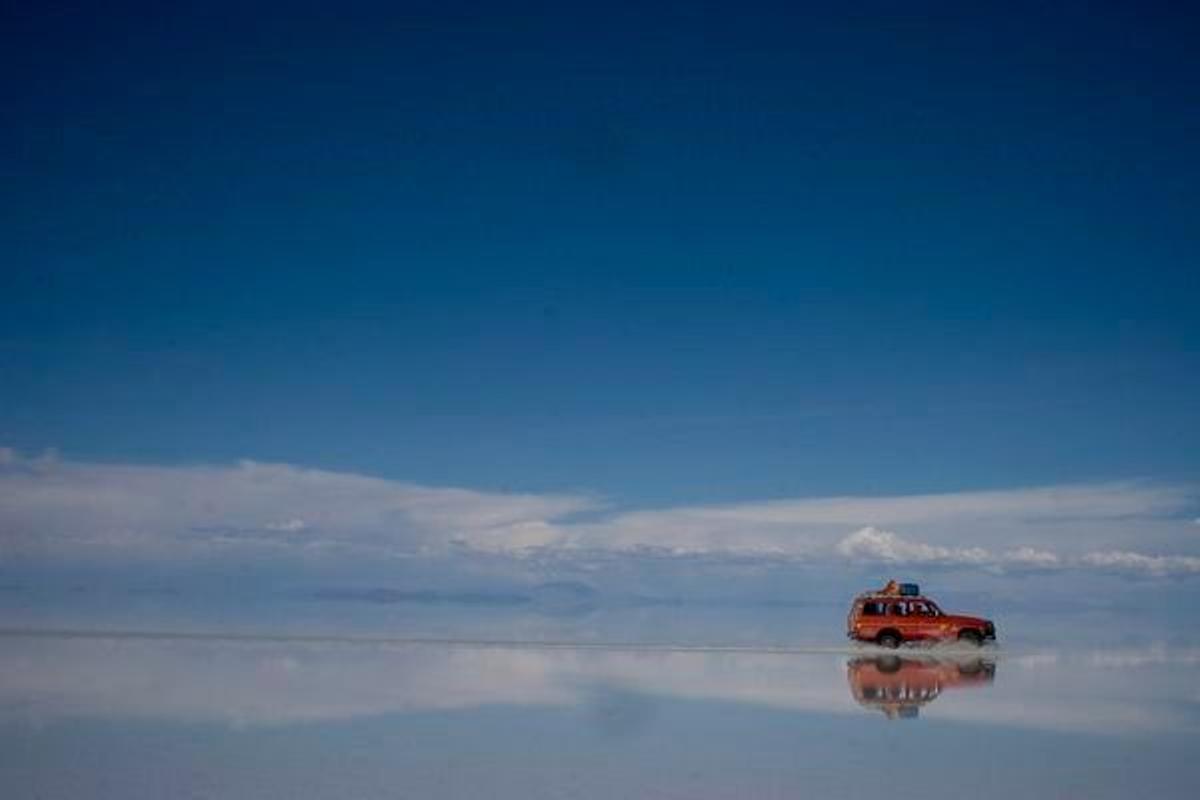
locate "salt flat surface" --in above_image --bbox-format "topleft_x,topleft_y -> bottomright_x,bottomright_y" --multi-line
2,627 -> 1197,799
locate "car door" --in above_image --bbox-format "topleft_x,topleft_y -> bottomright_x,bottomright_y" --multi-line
888,601 -> 933,642
856,600 -> 887,640
905,600 -> 936,641
885,601 -> 913,641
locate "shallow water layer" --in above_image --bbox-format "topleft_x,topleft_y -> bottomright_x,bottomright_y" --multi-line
1,630 -> 1198,799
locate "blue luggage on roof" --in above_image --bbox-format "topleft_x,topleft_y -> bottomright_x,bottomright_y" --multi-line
899,583 -> 920,596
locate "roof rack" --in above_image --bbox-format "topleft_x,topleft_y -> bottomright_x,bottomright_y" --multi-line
860,580 -> 920,597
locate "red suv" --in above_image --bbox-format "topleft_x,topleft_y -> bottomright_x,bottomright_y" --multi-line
847,583 -> 996,648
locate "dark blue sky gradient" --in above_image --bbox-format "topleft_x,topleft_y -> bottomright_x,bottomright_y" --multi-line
3,2 -> 1198,503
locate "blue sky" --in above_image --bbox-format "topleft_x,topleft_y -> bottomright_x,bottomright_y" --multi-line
2,3 -> 1199,611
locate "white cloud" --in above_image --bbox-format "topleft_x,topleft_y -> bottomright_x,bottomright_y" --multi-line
834,528 -> 1200,576
0,450 -> 595,560
1003,546 -> 1061,568
1080,550 -> 1200,577
834,527 -> 1060,570
264,519 -> 308,533
836,526 -> 989,565
560,481 -> 1194,558
0,449 -> 1196,577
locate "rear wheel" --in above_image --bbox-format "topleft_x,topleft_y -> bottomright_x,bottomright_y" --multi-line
877,631 -> 901,649
958,629 -> 983,647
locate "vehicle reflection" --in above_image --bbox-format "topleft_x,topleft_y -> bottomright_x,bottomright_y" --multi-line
847,655 -> 996,719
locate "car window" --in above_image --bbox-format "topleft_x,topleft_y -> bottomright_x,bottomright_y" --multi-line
861,601 -> 885,616
889,603 -> 906,616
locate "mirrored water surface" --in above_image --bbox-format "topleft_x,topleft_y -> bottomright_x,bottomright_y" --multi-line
2,629 -> 1198,799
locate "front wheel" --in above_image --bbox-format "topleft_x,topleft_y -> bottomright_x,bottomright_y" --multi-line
877,632 -> 901,649
958,630 -> 983,647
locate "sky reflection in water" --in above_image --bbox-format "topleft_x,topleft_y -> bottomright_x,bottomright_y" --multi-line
2,631 -> 1198,799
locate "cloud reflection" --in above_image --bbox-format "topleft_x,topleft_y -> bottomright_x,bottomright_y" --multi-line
0,633 -> 1196,735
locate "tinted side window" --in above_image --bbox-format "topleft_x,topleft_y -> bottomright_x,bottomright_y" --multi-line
861,602 -> 885,616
